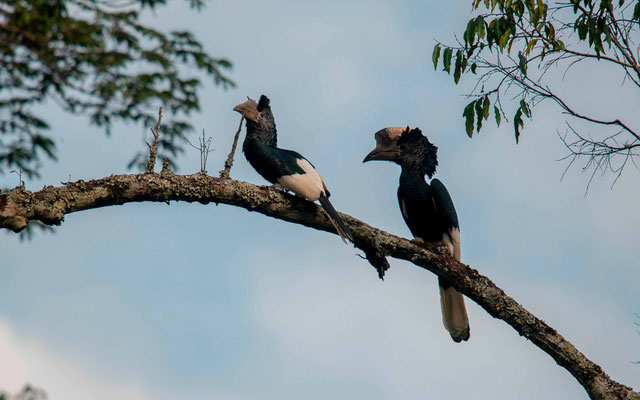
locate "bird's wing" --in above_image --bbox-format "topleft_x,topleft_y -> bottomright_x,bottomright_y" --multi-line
244,142 -> 307,183
263,147 -> 325,201
429,178 -> 461,260
267,147 -> 309,175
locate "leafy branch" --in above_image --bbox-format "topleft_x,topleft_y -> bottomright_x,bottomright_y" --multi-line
0,0 -> 234,177
433,0 -> 640,182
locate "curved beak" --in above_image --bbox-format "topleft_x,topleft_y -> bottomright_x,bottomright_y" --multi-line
233,98 -> 261,122
363,145 -> 399,163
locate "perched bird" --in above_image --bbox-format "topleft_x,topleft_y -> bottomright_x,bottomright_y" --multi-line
233,95 -> 353,244
363,126 -> 470,342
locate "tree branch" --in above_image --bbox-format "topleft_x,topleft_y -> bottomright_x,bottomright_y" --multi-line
0,173 -> 638,399
219,116 -> 244,178
145,107 -> 163,173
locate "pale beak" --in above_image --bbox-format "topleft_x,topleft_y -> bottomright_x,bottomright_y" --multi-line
363,145 -> 399,162
233,98 -> 261,122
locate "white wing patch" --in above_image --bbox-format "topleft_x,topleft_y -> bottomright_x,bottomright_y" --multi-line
441,227 -> 461,261
400,198 -> 409,221
277,158 -> 325,201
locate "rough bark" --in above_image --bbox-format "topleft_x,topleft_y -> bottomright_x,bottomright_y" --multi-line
0,172 -> 637,400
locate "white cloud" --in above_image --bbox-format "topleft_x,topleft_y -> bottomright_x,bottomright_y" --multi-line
0,319 -> 148,400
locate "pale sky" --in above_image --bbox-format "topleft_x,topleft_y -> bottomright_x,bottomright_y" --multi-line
1,1 -> 639,399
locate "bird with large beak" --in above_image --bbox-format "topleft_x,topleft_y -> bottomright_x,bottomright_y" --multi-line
233,95 -> 353,244
364,126 -> 470,343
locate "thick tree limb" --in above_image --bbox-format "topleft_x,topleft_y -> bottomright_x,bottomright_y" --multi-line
0,173 -> 637,400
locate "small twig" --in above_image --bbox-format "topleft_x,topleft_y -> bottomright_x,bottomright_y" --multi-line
161,157 -> 173,176
145,107 -> 163,173
9,167 -> 24,188
219,116 -> 244,178
187,129 -> 214,172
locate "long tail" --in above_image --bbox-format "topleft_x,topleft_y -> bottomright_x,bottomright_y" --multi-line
318,193 -> 353,244
439,277 -> 470,342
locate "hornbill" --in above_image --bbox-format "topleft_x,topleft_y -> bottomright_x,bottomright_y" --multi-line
363,126 -> 470,342
233,95 -> 353,244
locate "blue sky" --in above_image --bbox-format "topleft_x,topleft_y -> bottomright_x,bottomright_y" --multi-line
1,1 -> 639,399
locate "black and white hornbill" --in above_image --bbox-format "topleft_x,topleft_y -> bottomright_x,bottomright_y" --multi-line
363,126 -> 470,342
233,95 -> 353,244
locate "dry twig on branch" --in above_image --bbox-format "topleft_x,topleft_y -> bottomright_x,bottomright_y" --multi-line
219,116 -> 244,178
145,107 -> 163,173
187,129 -> 215,173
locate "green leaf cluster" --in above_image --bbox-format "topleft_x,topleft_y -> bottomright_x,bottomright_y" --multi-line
433,0 -> 636,142
0,0 -> 234,177
462,96 -> 498,138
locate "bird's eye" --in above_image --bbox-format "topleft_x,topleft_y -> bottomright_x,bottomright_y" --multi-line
400,144 -> 406,151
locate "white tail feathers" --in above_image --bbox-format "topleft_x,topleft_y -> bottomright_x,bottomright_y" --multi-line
439,283 -> 470,342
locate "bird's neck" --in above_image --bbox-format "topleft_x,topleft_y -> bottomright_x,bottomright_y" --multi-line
399,166 -> 428,189
245,119 -> 277,147
400,157 -> 431,177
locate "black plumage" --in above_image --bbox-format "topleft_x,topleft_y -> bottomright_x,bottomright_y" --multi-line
364,126 -> 470,342
233,95 -> 352,243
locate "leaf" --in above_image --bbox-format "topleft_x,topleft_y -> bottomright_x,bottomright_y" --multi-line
487,19 -> 497,47
547,22 -> 556,40
525,38 -> 537,55
443,47 -> 453,73
537,0 -> 546,18
454,50 -> 463,83
498,29 -> 512,51
464,19 -> 477,45
514,108 -> 524,143
475,99 -> 484,132
476,16 -> 486,39
494,105 -> 501,127
520,99 -> 531,117
432,44 -> 441,70
518,52 -> 528,75
482,96 -> 490,119
471,62 -> 478,74
463,102 -> 475,137
577,19 -> 588,40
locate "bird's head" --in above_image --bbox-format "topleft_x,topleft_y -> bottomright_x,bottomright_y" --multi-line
234,95 -> 277,146
233,97 -> 260,122
233,95 -> 272,122
363,126 -> 438,177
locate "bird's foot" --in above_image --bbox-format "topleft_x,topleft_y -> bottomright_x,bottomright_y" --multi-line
269,183 -> 291,194
411,239 -> 450,255
410,238 -> 429,248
